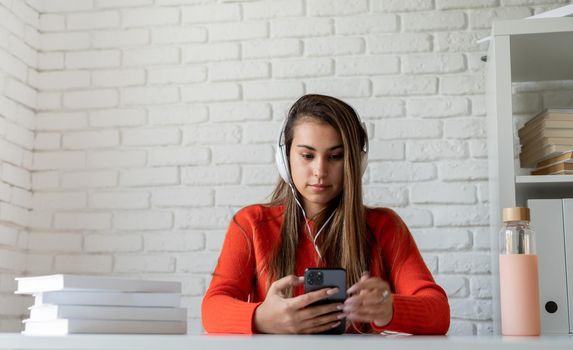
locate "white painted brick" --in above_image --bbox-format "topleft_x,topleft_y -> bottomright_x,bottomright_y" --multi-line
471,275 -> 492,299
28,211 -> 53,230
63,130 -> 119,149
181,4 -> 240,23
373,0 -> 434,12
181,165 -> 240,185
448,320 -> 475,335
63,89 -> 118,109
215,186 -> 273,206
444,118 -> 486,139
183,43 -> 240,63
153,188 -> 213,207
470,8 -> 531,30
370,162 -> 436,183
544,90 -> 573,108
33,192 -> 87,210
88,150 -> 146,168
513,93 -> 542,114
122,8 -> 178,27
336,14 -> 397,35
241,165 -> 277,185
407,97 -> 469,118
114,211 -> 173,230
477,323 -> 494,336
437,0 -> 497,9
32,171 -> 59,190
404,11 -> 466,31
115,255 -> 175,273
205,230 -> 225,252
11,187 -> 33,209
212,145 -> 273,164
243,39 -> 301,59
2,163 -> 30,189
148,106 -> 207,125
470,140 -> 488,158
36,112 -> 87,131
8,32 -> 37,67
308,0 -> 367,16
145,232 -> 204,252
0,250 -> 25,272
242,122 -> 280,143
90,191 -> 149,209
439,160 -> 488,181
0,139 -> 23,167
4,121 -> 34,149
148,147 -> 210,166
33,151 -> 86,170
0,202 -> 30,227
39,14 -> 65,31
89,109 -> 146,127
0,224 -> 18,246
66,50 -> 120,69
209,103 -> 271,122
123,47 -> 179,66
0,95 -> 35,129
41,0 -> 94,12
122,86 -> 179,105
407,140 -> 468,161
369,33 -> 432,54
0,49 -> 28,81
62,171 -> 118,189
403,53 -> 466,74
120,168 -> 179,187
151,26 -> 206,44
376,119 -> 441,139
440,252 -> 490,274
209,22 -> 268,42
307,78 -> 371,98
26,254 -> 54,273
67,11 -> 120,30
54,212 -> 112,230
411,183 -> 476,204
336,56 -> 399,76
413,228 -> 472,251
38,52 -> 64,70
40,32 -> 91,51
436,31 -> 488,52
85,234 -> 142,252
36,71 -> 90,90
92,29 -> 149,48
363,185 -> 408,207
181,82 -> 238,102
55,255 -> 112,274
183,124 -> 240,145
273,58 -> 332,79
272,18 -> 332,38
97,0 -> 153,8
210,61 -> 269,82
243,81 -> 303,100
435,275 -> 469,298
374,76 -> 437,96
243,0 -> 303,19
37,92 -> 62,110
148,66 -> 206,85
367,141 -> 405,161
441,74 -> 485,95
122,128 -> 180,146
434,205 -> 489,226
177,252 -> 218,273
0,182 -> 10,202
304,37 -> 364,57
349,98 -> 404,118
5,78 -> 36,108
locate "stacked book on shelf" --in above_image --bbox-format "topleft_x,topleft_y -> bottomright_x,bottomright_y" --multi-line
518,108 -> 573,174
15,274 -> 187,336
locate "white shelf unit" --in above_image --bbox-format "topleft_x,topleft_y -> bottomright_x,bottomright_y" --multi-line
486,17 -> 573,335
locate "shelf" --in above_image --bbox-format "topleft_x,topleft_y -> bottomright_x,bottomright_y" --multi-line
516,175 -> 573,183
515,175 -> 573,205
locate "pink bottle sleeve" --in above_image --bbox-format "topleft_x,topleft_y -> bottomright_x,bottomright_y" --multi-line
499,254 -> 540,336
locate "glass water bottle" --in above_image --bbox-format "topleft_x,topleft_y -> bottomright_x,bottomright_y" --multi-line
499,207 -> 540,336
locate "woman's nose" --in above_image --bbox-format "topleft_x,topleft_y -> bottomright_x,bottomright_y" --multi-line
313,157 -> 328,178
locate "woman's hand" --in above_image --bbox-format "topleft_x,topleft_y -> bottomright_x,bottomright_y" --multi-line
343,272 -> 393,327
253,275 -> 345,334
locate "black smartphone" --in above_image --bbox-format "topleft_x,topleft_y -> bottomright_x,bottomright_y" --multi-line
304,268 -> 346,334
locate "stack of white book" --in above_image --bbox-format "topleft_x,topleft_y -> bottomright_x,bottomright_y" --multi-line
15,274 -> 187,336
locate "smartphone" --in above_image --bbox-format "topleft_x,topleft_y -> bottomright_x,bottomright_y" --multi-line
304,268 -> 346,334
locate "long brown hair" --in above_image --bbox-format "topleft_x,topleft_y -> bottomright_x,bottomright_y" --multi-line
267,94 -> 373,292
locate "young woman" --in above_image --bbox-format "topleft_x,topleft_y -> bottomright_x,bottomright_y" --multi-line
201,94 -> 450,334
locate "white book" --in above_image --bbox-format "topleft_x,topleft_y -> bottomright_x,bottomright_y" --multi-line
23,319 -> 187,335
16,274 -> 181,294
34,291 -> 181,308
29,305 -> 187,322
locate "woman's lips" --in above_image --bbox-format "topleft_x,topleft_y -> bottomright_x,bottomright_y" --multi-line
308,184 -> 330,192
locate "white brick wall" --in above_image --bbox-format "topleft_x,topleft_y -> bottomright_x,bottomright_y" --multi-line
0,0 -> 565,335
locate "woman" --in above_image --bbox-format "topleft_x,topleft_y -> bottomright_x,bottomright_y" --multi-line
201,94 -> 450,334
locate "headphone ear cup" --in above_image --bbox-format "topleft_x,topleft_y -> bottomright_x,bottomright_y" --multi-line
361,151 -> 368,177
275,144 -> 291,183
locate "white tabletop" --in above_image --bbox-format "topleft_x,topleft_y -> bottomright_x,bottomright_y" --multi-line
0,334 -> 572,350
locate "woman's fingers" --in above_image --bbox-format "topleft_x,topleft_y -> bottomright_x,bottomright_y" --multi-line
269,275 -> 303,295
291,286 -> 340,309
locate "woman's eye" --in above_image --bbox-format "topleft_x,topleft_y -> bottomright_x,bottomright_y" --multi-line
329,154 -> 343,160
301,153 -> 314,159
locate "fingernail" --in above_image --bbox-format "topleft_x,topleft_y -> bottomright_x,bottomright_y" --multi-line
331,321 -> 341,328
337,313 -> 346,319
336,304 -> 344,310
327,288 -> 339,295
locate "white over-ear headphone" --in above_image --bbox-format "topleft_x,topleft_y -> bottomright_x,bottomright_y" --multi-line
275,117 -> 369,185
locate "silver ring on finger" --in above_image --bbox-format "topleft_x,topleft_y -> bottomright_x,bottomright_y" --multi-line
381,290 -> 390,302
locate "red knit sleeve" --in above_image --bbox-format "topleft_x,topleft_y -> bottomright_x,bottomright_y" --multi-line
370,209 -> 450,335
201,206 -> 262,334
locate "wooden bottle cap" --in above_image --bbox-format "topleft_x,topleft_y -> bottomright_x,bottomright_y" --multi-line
502,207 -> 530,222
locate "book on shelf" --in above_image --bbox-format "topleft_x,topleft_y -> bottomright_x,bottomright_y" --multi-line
520,144 -> 573,168
34,291 -> 181,308
536,150 -> 573,168
531,161 -> 573,175
15,274 -> 181,294
29,305 -> 187,322
22,319 -> 187,336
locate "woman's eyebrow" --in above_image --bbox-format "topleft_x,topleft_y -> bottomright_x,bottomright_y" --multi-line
296,144 -> 343,151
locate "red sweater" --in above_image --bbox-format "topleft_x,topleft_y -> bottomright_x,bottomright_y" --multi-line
201,205 -> 450,334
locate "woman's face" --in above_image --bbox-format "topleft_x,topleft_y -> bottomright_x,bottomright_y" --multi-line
289,119 -> 344,218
